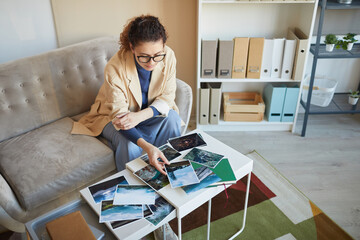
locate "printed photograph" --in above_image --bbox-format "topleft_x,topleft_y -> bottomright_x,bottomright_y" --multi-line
99,200 -> 143,223
183,147 -> 224,168
140,144 -> 181,163
88,176 -> 128,204
182,173 -> 221,194
113,185 -> 156,205
165,160 -> 200,188
168,133 -> 206,152
134,164 -> 169,191
110,205 -> 153,229
146,193 -> 175,226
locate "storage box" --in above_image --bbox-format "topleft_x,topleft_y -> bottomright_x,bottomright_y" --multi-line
302,77 -> 337,107
223,92 -> 265,121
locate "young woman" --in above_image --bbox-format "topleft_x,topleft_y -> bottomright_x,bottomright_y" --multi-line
71,15 -> 182,175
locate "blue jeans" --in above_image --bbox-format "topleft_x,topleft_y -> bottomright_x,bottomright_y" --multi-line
101,110 -> 181,171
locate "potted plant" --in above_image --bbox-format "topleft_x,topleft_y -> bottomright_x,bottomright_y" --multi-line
324,34 -> 338,52
343,33 -> 358,51
348,89 -> 360,105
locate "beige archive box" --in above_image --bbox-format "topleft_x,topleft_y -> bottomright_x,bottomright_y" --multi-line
209,82 -> 222,124
287,28 -> 309,81
199,83 -> 210,125
232,37 -> 249,79
247,38 -> 265,79
217,40 -> 234,78
201,40 -> 218,78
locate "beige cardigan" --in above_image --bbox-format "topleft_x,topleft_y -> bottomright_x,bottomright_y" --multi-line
71,45 -> 179,136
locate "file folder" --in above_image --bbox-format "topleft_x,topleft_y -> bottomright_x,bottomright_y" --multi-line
232,37 -> 249,79
201,40 -> 218,78
199,83 -> 210,125
217,40 -> 234,78
271,38 -> 286,79
263,84 -> 286,122
281,39 -> 296,80
209,82 -> 222,124
260,39 -> 274,78
287,28 -> 309,81
281,86 -> 299,122
247,38 -> 264,79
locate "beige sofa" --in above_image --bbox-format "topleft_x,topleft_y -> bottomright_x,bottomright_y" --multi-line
0,37 -> 192,232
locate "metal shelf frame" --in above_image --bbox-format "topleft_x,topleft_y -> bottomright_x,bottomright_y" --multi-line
301,0 -> 360,136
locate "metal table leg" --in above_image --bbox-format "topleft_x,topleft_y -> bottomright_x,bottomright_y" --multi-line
228,172 -> 252,240
207,198 -> 212,240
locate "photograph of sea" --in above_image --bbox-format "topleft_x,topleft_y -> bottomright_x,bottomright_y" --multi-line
100,200 -> 143,223
165,161 -> 200,188
113,185 -> 155,205
183,147 -> 224,168
134,164 -> 169,191
110,205 -> 153,229
146,193 -> 175,226
88,176 -> 128,204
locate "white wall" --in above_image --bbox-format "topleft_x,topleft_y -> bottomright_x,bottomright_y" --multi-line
0,0 -> 57,64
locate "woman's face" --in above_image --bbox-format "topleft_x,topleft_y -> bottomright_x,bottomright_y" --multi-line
131,39 -> 165,71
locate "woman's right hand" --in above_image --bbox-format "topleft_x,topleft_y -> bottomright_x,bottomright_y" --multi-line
137,138 -> 170,175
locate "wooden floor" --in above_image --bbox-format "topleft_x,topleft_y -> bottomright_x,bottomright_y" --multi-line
190,113 -> 360,239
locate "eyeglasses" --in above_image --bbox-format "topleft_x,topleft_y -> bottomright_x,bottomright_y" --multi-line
137,54 -> 166,63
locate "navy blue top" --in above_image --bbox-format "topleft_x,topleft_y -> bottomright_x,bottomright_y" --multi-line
120,59 -> 160,144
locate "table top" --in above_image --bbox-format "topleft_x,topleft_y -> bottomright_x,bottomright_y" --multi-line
80,129 -> 253,239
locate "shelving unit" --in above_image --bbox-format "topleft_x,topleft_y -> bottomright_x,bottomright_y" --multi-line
196,0 -> 319,132
300,0 -> 360,136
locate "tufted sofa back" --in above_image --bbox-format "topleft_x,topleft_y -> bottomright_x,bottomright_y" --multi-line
0,37 -> 119,142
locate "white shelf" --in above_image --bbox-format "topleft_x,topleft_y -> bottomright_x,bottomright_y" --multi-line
197,120 -> 293,131
196,0 -> 318,132
199,78 -> 301,83
202,0 -> 315,4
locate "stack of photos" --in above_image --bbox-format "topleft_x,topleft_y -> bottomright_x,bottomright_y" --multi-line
134,164 -> 169,191
168,133 -> 206,152
100,185 -> 155,223
140,144 -> 181,163
87,176 -> 175,228
164,160 -> 200,188
183,147 -> 224,169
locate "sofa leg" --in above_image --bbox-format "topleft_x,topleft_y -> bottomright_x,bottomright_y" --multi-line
0,207 -> 25,233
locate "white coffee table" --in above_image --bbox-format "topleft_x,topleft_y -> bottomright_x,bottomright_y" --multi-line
80,129 -> 253,240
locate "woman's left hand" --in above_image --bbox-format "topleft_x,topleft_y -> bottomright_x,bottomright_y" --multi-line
114,112 -> 141,130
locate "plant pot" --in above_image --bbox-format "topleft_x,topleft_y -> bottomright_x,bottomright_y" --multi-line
326,44 -> 335,52
347,42 -> 354,51
348,96 -> 359,105
337,0 -> 352,4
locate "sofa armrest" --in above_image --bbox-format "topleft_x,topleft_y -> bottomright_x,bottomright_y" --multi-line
0,173 -> 26,230
175,78 -> 193,135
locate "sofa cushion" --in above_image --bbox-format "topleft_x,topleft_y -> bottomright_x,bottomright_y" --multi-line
0,117 -> 115,211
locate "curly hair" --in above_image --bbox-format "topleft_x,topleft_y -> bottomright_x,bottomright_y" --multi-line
119,15 -> 168,51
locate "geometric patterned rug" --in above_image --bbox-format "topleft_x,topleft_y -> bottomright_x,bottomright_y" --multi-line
169,150 -> 354,240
